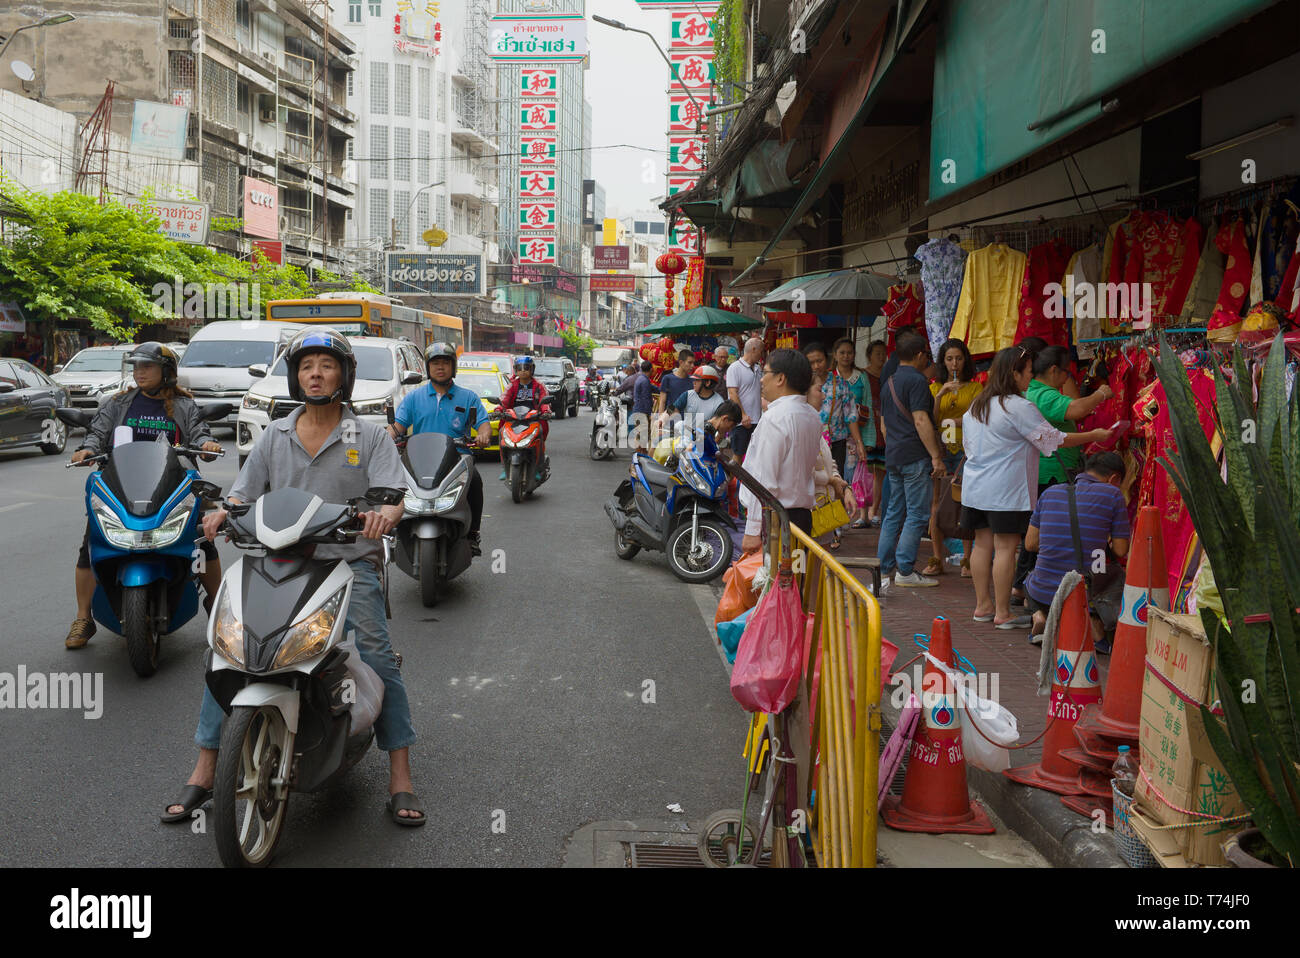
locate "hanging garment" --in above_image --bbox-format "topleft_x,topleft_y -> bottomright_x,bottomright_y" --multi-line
1260,185 -> 1300,301
1275,233 -> 1300,321
915,239 -> 967,358
1178,222 -> 1227,327
1065,243 -> 1104,358
1106,210 -> 1203,327
950,243 -> 1028,356
1250,207 -> 1266,307
1208,216 -> 1252,342
881,282 -> 924,352
1016,237 -> 1075,346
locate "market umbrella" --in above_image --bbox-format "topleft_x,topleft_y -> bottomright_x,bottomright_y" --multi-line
756,268 -> 895,314
635,306 -> 761,336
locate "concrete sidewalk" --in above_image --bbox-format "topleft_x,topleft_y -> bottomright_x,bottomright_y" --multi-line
832,525 -> 1126,868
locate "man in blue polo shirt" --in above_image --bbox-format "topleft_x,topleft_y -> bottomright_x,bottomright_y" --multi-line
1024,452 -> 1130,650
389,342 -> 491,555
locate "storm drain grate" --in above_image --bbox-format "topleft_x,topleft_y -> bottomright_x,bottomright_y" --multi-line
630,842 -> 773,868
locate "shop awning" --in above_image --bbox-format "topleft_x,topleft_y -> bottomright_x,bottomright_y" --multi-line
635,306 -> 761,336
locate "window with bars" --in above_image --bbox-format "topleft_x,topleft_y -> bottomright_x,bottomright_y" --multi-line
393,128 -> 411,181
349,0 -> 361,22
394,64 -> 411,117
201,152 -> 238,216
394,189 -> 411,245
202,57 -> 237,129
418,193 -> 430,243
370,188 -> 389,243
417,131 -> 430,183
417,67 -> 430,120
370,62 -> 388,115
371,125 -> 389,179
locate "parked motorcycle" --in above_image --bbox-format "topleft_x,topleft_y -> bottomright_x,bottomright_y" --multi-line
205,484 -> 404,867
588,380 -> 622,461
390,428 -> 476,606
57,405 -> 230,677
603,423 -> 735,582
491,395 -> 554,503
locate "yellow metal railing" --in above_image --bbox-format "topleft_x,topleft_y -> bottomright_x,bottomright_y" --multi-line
723,452 -> 883,867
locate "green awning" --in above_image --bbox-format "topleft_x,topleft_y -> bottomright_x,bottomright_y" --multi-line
636,306 -> 761,336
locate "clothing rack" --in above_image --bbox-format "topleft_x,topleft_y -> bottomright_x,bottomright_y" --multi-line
960,211 -> 1108,254
1079,327 -> 1208,344
1197,174 -> 1299,215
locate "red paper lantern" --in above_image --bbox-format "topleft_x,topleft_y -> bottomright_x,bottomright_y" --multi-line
655,253 -> 687,276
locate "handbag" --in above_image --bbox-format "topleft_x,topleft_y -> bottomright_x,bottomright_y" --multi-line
935,473 -> 963,539
811,498 -> 851,538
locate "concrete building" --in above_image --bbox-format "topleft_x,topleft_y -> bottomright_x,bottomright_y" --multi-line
0,0 -> 360,273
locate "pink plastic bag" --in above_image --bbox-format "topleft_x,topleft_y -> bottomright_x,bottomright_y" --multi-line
851,466 -> 872,508
730,572 -> 805,714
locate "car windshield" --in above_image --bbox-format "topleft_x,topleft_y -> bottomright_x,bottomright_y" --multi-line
270,344 -> 393,381
180,340 -> 276,368
456,372 -> 501,399
63,350 -> 130,372
534,359 -> 566,376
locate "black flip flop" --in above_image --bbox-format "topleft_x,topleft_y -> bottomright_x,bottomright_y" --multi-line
387,791 -> 426,828
161,784 -> 212,824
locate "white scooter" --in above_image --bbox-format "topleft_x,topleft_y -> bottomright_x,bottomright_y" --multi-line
204,485 -> 403,867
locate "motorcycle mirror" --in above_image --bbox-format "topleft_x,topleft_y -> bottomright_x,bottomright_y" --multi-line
247,363 -> 268,378
364,486 -> 404,506
54,406 -> 92,428
540,395 -> 555,406
191,479 -> 222,500
201,402 -> 233,422
482,396 -> 500,405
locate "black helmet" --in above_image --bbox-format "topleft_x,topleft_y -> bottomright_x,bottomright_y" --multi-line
285,327 -> 357,406
424,341 -> 457,376
124,342 -> 179,387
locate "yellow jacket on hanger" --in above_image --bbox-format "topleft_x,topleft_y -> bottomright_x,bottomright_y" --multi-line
950,243 -> 1028,355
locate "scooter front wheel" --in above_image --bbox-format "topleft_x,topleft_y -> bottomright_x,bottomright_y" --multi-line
213,705 -> 292,868
667,518 -> 734,583
418,538 -> 441,607
510,463 -> 524,503
121,584 -> 160,677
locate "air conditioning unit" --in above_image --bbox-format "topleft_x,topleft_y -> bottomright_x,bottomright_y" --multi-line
257,93 -> 276,124
260,107 -> 276,123
278,214 -> 289,235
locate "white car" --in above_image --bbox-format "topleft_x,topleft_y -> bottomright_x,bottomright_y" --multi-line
236,335 -> 427,466
51,345 -> 136,410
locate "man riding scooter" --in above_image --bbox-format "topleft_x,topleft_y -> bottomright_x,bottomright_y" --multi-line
162,328 -> 426,827
387,342 -> 491,556
497,355 -> 549,481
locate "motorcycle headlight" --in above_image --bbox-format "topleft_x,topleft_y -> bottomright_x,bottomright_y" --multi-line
91,495 -> 192,549
352,396 -> 394,417
680,457 -> 714,496
403,493 -> 438,514
242,393 -> 271,412
273,588 -> 345,669
504,432 -> 534,448
434,483 -> 464,512
212,591 -> 245,667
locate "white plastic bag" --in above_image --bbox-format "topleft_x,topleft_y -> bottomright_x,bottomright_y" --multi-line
956,683 -> 1018,774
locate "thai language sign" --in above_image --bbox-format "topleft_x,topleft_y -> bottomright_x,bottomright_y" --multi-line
385,253 -> 484,296
129,197 -> 209,245
488,15 -> 587,62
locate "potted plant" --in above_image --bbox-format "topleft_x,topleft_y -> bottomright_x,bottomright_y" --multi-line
1153,333 -> 1300,868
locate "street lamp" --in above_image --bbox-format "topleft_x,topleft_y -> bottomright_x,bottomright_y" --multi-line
0,13 -> 76,63
388,180 -> 445,250
592,15 -> 706,133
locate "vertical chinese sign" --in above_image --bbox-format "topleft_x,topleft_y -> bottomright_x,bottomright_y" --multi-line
663,6 -> 715,265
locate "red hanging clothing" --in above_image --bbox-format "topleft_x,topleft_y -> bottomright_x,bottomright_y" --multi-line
1107,211 -> 1203,327
881,282 -> 923,351
1208,217 -> 1252,338
1016,237 -> 1074,345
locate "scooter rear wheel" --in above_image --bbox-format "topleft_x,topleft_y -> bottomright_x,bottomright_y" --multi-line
122,584 -> 160,677
213,705 -> 292,868
418,538 -> 441,607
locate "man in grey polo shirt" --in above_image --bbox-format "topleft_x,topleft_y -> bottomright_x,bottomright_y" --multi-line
161,329 -> 427,828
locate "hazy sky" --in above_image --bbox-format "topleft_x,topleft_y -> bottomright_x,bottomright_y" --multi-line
586,0 -> 693,219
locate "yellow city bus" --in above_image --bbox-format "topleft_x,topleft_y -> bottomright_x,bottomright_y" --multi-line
266,293 -> 464,352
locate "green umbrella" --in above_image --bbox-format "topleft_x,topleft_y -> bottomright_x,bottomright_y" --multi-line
635,306 -> 761,336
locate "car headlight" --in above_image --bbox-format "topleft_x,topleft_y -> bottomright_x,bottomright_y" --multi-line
352,396 -> 394,417
273,588 -> 345,669
433,484 -> 464,512
91,494 -> 193,550
212,591 -> 245,667
242,393 -> 271,412
404,493 -> 438,514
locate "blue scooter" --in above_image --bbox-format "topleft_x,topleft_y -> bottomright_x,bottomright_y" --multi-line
604,423 -> 735,582
57,406 -> 229,676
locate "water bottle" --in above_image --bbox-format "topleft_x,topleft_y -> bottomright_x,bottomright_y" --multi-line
1111,745 -> 1137,798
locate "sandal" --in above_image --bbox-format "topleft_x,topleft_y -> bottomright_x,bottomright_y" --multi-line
65,617 -> 96,650
921,557 -> 944,576
161,784 -> 212,823
960,559 -> 973,578
830,535 -> 842,551
387,791 -> 427,827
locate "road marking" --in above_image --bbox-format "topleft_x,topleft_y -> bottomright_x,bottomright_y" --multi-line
0,502 -> 33,514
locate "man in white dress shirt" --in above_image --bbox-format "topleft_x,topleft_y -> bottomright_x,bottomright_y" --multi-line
738,348 -> 823,554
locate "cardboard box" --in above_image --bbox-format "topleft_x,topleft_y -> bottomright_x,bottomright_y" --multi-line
1134,608 -> 1247,866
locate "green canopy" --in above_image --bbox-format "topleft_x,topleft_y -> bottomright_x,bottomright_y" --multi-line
636,306 -> 761,336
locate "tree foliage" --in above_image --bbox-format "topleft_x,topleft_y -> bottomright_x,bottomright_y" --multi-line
559,325 -> 596,363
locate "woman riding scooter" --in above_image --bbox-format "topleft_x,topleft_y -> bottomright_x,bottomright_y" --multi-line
498,355 -> 549,481
66,342 -> 223,650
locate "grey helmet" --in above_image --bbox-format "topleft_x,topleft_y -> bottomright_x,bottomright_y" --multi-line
285,327 -> 357,406
124,341 -> 180,387
424,341 -> 458,377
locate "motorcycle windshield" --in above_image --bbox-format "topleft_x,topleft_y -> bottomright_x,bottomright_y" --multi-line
404,432 -> 459,489
512,405 -> 536,419
101,440 -> 187,517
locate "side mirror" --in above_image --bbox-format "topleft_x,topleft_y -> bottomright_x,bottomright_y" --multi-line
400,370 -> 424,385
247,364 -> 268,378
482,395 -> 500,405
55,407 -> 92,428
364,486 -> 405,506
53,364 -> 64,374
541,395 -> 555,406
0,382 -> 14,394
191,479 -> 222,501
201,402 -> 233,422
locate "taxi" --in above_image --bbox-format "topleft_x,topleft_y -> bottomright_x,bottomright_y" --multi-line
455,358 -> 510,453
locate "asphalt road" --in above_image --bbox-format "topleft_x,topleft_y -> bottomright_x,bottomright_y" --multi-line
0,409 -> 747,867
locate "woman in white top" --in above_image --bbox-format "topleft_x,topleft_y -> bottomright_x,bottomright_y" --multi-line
960,347 -> 1112,629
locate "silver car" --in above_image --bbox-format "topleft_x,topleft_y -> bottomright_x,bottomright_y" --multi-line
51,345 -> 135,410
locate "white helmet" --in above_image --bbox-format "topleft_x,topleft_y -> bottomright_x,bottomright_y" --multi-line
692,365 -> 721,384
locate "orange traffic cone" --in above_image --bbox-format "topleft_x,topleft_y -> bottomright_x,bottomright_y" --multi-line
882,617 -> 994,835
1074,506 -> 1168,746
1004,578 -> 1103,795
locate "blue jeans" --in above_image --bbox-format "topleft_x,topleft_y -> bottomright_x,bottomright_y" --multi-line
195,561 -> 416,752
877,458 -> 934,577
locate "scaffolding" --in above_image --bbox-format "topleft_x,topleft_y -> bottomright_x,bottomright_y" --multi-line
74,82 -> 115,203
